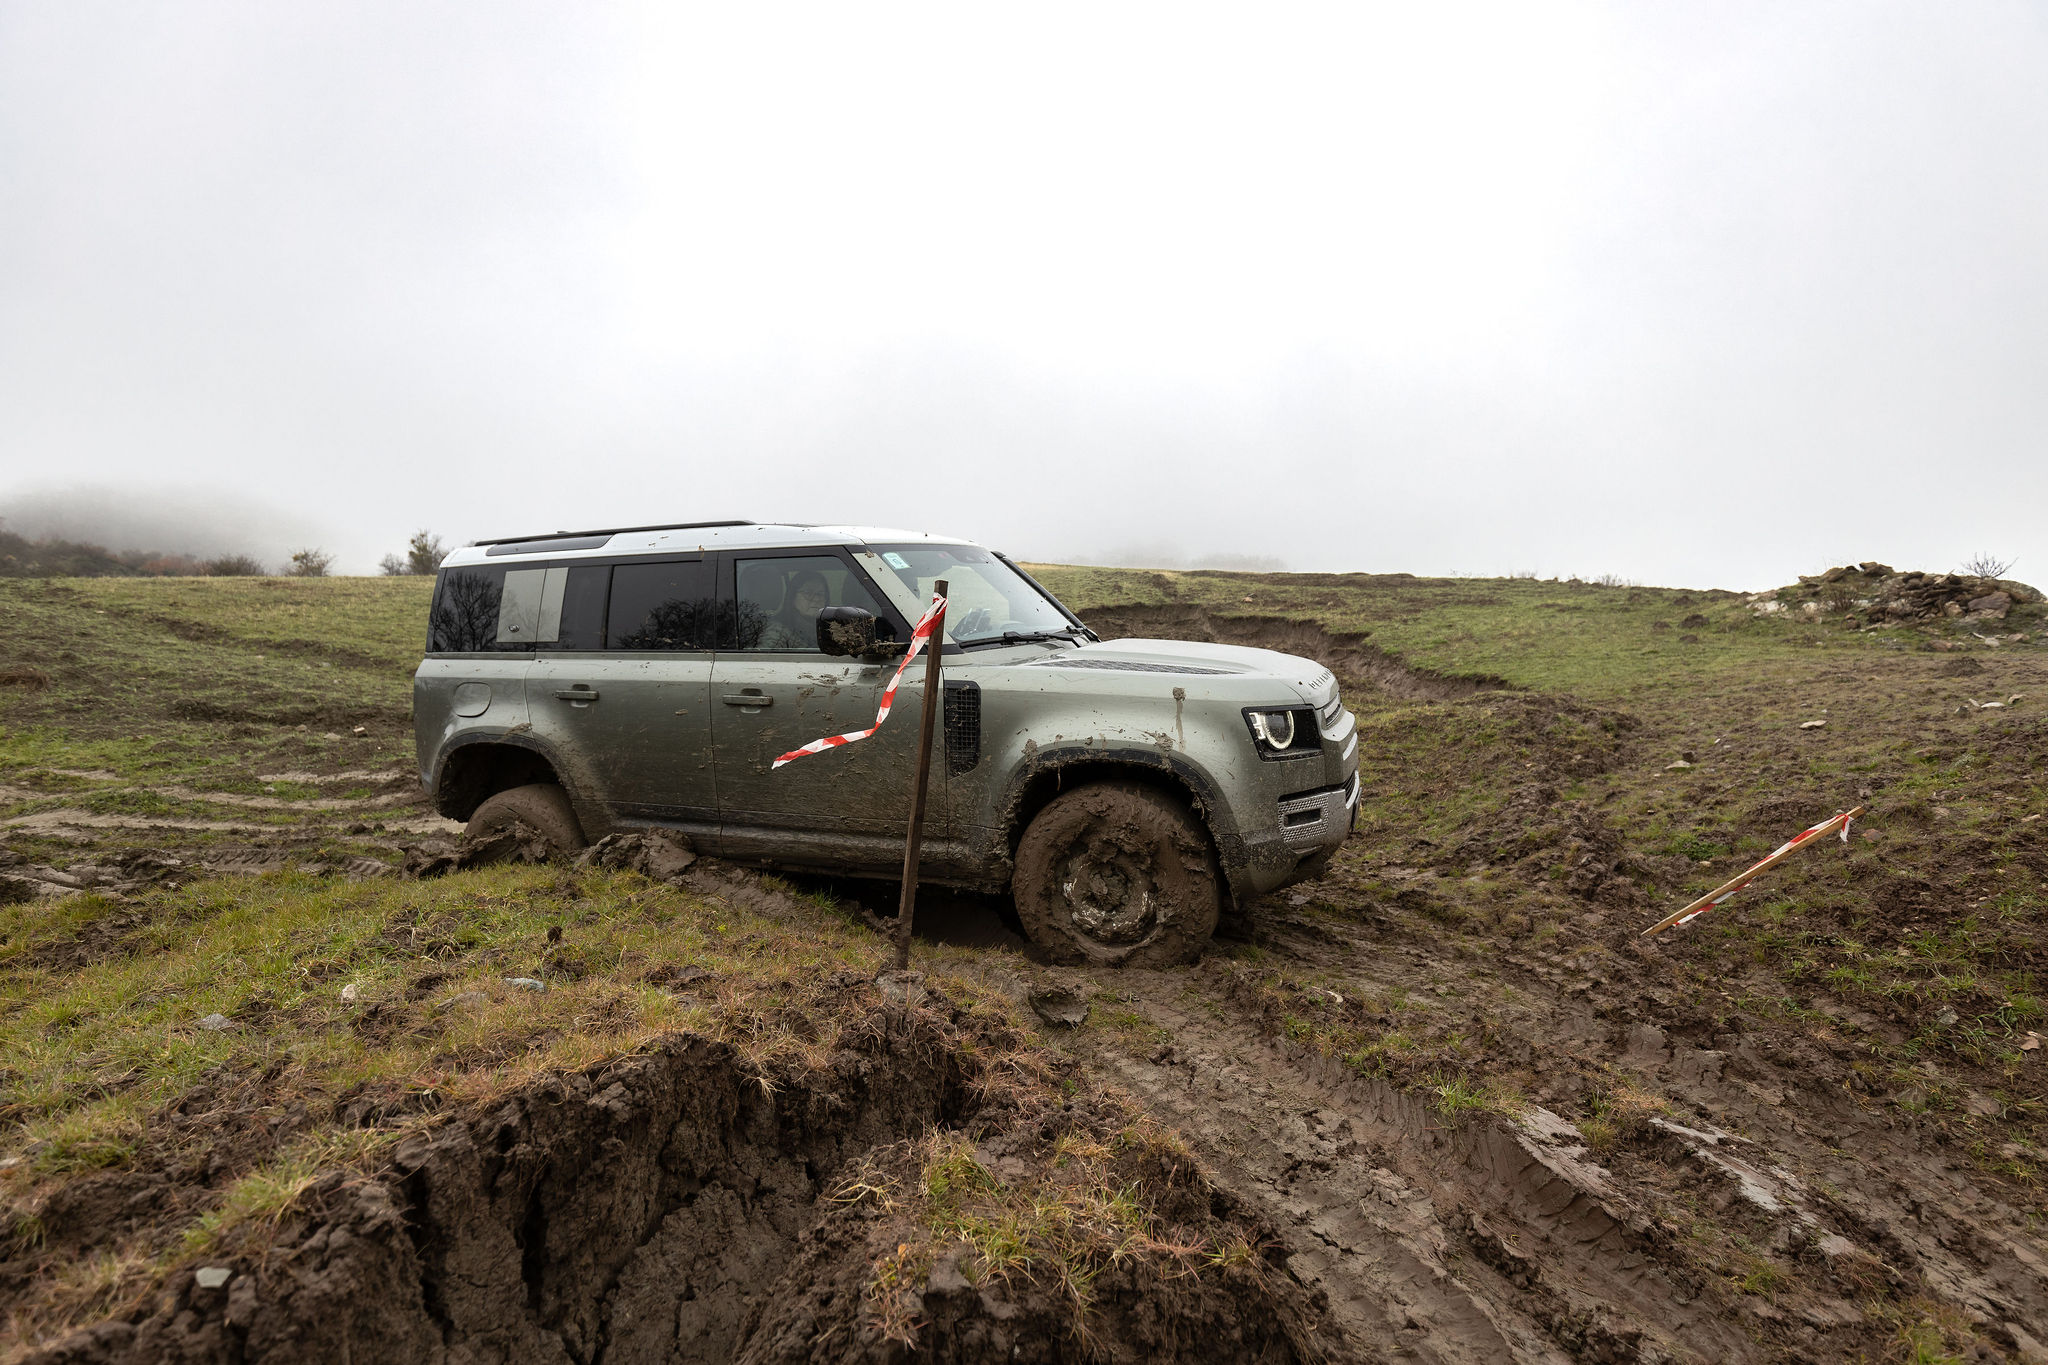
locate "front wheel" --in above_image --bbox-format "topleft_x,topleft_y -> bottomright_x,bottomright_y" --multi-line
1012,781 -> 1222,967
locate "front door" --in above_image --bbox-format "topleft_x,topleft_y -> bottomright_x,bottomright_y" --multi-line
709,550 -> 930,871
525,556 -> 718,836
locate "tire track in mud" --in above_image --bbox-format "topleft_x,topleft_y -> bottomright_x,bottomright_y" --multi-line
1057,894 -> 2048,1364
1071,985 -> 1539,1364
1066,967 -> 1755,1365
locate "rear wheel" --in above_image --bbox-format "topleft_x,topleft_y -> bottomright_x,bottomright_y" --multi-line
1012,781 -> 1221,967
466,783 -> 587,857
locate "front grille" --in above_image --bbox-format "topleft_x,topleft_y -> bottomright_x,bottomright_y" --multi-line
944,681 -> 981,776
1021,658 -> 1233,675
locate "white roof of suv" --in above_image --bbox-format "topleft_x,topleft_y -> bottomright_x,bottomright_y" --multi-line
440,523 -> 976,568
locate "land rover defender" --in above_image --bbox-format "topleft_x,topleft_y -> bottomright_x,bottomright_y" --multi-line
413,522 -> 1357,965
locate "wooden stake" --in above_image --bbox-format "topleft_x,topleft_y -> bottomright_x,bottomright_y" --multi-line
1640,806 -> 1865,938
892,580 -> 947,972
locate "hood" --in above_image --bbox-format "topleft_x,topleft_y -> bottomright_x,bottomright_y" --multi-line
1001,636 -> 1338,709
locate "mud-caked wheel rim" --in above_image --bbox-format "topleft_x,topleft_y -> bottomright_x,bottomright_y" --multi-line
1013,781 -> 1221,967
465,783 -> 587,857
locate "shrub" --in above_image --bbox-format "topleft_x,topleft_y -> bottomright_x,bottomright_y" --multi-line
203,554 -> 266,577
1961,553 -> 2014,579
406,530 -> 448,575
382,531 -> 448,576
286,548 -> 333,577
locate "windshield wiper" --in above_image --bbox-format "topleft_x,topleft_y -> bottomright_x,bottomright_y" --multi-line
973,628 -> 1085,648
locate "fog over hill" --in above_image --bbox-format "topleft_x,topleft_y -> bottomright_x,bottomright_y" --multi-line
0,486 -> 332,573
2,5 -> 2043,585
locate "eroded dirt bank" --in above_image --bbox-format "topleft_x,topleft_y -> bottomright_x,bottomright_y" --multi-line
23,985 -> 1319,1365
1077,604 -> 1510,703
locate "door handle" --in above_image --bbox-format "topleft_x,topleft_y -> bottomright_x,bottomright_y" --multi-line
553,687 -> 600,702
722,693 -> 772,707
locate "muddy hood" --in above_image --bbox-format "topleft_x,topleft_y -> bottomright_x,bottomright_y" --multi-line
1014,637 -> 1339,708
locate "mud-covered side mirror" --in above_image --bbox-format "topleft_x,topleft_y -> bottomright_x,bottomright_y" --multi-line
816,606 -> 878,657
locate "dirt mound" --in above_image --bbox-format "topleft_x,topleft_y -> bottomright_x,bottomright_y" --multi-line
1078,603 -> 1509,702
24,990 -> 1321,1365
402,819 -> 556,877
1753,563 -> 2042,625
575,828 -> 699,882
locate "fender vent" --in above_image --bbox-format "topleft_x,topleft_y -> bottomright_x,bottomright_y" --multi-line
1021,658 -> 1232,675
944,681 -> 981,776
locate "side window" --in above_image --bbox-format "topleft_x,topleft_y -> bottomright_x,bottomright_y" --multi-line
550,565 -> 610,651
429,566 -> 506,653
730,554 -> 888,652
497,567 -> 559,645
608,559 -> 717,650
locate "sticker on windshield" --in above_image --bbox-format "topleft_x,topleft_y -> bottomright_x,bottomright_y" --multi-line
882,552 -> 910,570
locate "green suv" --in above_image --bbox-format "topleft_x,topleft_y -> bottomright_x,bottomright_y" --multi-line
413,522 -> 1356,965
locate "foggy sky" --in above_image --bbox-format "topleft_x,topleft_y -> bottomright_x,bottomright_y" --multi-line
3,3 -> 2044,587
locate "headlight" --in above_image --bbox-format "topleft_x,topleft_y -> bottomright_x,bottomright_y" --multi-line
1245,707 -> 1316,758
1249,709 -> 1294,748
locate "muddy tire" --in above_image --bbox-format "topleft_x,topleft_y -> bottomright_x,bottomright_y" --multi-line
466,783 -> 586,857
1012,781 -> 1221,967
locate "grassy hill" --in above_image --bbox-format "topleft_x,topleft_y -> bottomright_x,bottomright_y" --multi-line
4,567 -> 2048,1361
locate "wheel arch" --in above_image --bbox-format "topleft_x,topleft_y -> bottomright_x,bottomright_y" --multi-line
1000,747 -> 1240,872
433,734 -> 577,823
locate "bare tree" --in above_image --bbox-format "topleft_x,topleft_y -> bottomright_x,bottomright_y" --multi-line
1961,552 -> 2014,579
285,547 -> 333,577
379,553 -> 409,576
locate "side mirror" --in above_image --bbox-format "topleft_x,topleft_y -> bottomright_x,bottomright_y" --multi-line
816,606 -> 878,657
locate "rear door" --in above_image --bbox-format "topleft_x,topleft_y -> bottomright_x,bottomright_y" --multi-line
417,562 -> 534,784
708,549 -> 932,868
524,557 -> 719,837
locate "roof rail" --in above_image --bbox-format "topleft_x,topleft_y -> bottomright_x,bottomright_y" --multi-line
470,519 -> 755,548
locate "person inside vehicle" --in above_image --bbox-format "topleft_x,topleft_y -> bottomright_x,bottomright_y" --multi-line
758,570 -> 830,650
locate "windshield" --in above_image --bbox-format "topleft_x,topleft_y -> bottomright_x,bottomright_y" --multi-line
858,544 -> 1078,646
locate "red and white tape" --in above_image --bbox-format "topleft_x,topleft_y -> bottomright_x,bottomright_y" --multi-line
771,594 -> 948,769
1646,810 -> 1859,941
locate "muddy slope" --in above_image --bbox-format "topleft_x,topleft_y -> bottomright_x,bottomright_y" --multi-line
27,996 -> 1318,1365
1046,905 -> 2048,1363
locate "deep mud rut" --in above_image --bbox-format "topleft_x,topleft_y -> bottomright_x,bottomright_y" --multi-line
23,976 -> 1320,1365
1028,899 -> 2048,1364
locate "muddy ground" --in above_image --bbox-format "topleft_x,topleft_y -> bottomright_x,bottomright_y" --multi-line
6,573 -> 2048,1362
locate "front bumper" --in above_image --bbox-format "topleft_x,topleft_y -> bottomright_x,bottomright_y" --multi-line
1230,692 -> 1360,898
1277,772 -> 1360,850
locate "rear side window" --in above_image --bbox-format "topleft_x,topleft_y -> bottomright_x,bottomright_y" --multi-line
550,565 -> 610,651
430,562 -> 612,653
428,566 -> 508,652
608,559 -> 718,650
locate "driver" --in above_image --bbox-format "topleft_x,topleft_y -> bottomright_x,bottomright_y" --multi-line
759,570 -> 830,650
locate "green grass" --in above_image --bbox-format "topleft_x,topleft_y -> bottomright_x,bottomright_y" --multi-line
0,859 -> 1037,1343
855,1118 -> 1225,1343
7,563 -> 2048,1342
0,576 -> 427,803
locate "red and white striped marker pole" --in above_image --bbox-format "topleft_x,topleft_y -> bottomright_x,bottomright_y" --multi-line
1640,805 -> 1866,938
771,592 -> 949,769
